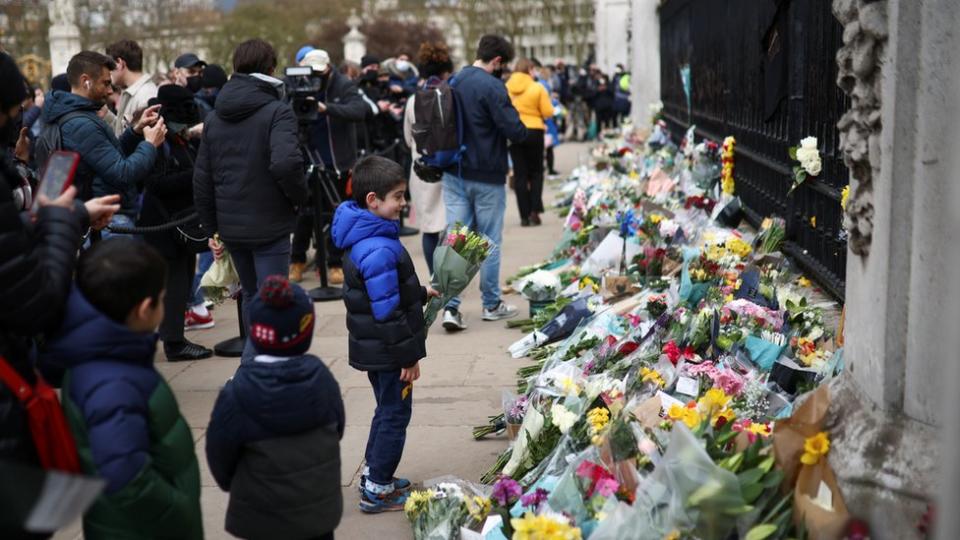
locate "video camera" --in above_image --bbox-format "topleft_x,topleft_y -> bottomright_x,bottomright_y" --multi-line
284,66 -> 325,124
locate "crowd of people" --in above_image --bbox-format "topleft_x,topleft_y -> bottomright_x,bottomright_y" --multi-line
0,31 -> 631,539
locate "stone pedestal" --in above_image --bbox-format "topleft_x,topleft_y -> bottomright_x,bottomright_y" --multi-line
829,0 -> 960,537
595,0 -> 631,74
48,22 -> 81,76
629,0 -> 660,123
342,10 -> 367,66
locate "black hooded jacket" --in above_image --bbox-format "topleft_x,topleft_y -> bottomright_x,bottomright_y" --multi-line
193,74 -> 307,246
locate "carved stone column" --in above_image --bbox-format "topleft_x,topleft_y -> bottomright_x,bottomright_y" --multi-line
829,0 -> 960,536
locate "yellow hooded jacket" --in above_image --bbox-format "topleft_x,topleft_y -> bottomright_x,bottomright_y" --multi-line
506,72 -> 555,131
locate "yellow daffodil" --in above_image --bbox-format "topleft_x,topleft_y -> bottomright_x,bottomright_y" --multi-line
465,495 -> 491,522
797,276 -> 812,288
725,237 -> 752,258
664,530 -> 681,540
403,489 -> 434,516
801,431 -> 830,465
557,376 -> 581,396
649,213 -> 664,225
667,403 -> 701,429
512,512 -> 583,540
748,422 -> 773,438
641,367 -> 666,388
698,388 -> 731,415
840,185 -> 850,210
810,216 -> 817,228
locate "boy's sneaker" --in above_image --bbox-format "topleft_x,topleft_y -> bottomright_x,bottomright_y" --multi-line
184,308 -> 215,331
442,308 -> 467,332
358,475 -> 412,495
359,487 -> 407,514
482,302 -> 519,321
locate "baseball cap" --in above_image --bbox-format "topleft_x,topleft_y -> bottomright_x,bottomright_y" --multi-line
301,49 -> 330,72
295,45 -> 315,64
174,53 -> 206,69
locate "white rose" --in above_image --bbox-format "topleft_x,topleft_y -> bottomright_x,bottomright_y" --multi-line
804,156 -> 822,176
795,147 -> 819,164
800,136 -> 818,150
550,403 -> 579,434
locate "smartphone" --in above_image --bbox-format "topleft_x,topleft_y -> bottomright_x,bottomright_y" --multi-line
32,151 -> 80,212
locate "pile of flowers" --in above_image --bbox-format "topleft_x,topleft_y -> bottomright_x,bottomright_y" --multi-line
413,113 -> 848,539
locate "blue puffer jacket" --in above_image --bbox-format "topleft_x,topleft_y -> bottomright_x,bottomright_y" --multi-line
205,354 -> 344,539
445,66 -> 528,184
331,201 -> 427,371
42,91 -> 157,216
41,288 -> 201,540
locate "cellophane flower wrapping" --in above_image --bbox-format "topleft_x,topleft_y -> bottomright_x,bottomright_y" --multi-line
518,270 -> 563,302
406,479 -> 489,540
423,224 -> 494,329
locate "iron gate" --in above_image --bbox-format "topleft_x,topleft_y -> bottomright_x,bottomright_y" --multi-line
659,0 -> 849,299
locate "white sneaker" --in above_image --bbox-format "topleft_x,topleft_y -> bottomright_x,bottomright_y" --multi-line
442,308 -> 467,332
482,302 -> 519,321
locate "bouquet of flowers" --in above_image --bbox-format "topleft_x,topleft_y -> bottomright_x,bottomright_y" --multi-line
423,224 -> 494,329
788,136 -> 823,195
405,481 -> 489,540
519,270 -> 563,303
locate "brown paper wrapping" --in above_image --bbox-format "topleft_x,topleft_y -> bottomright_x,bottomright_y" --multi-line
793,461 -> 850,540
633,395 -> 666,429
772,385 -> 831,489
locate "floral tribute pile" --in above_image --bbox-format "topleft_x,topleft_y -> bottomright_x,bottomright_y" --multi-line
407,107 -> 859,540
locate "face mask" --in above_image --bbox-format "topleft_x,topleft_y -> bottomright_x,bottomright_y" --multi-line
362,71 -> 378,82
186,75 -> 202,93
166,121 -> 191,136
395,60 -> 411,72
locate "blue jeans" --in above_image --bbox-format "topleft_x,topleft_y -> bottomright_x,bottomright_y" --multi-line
190,251 -> 215,307
364,370 -> 413,486
226,236 -> 291,361
441,173 -> 505,310
100,213 -> 138,241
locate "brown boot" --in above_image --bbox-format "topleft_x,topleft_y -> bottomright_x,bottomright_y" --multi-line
327,266 -> 344,285
289,262 -> 305,282
529,212 -> 542,226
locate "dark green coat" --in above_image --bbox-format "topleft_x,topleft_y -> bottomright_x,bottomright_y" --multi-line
49,288 -> 202,540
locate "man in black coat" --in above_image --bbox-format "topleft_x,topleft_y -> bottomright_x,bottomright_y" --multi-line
0,52 -> 120,539
193,39 -> 307,355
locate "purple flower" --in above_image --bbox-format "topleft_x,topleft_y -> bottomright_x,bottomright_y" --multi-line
491,477 -> 522,506
715,370 -> 744,396
595,477 -> 620,497
520,488 -> 550,509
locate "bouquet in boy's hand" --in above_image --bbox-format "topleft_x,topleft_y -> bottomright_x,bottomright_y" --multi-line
423,224 -> 494,330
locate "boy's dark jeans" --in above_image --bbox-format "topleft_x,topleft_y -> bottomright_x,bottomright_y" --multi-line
364,369 -> 413,487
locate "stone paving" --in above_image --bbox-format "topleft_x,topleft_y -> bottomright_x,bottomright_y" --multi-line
53,142 -> 590,540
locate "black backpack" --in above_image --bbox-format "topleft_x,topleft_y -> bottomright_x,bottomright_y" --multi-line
411,78 -> 465,183
34,111 -> 93,199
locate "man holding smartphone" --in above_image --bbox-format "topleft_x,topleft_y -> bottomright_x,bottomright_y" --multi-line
40,51 -> 165,236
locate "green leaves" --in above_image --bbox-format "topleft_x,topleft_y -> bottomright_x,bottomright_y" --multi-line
746,524 -> 779,540
788,146 -> 798,161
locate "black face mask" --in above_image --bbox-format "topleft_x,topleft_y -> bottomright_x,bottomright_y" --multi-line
186,75 -> 202,93
361,71 -> 378,83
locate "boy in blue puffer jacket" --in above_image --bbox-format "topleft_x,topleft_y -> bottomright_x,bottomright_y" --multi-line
331,156 -> 439,513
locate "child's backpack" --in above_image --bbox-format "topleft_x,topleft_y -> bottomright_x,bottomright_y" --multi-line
411,77 -> 466,183
0,356 -> 81,473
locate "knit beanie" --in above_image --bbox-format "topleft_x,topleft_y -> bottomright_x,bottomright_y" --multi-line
361,54 -> 380,68
248,275 -> 315,356
0,53 -> 28,111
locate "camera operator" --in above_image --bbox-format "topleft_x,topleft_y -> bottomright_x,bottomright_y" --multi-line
356,56 -> 407,162
286,48 -> 367,285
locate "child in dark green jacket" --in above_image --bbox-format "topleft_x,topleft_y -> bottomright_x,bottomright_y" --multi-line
43,239 -> 202,540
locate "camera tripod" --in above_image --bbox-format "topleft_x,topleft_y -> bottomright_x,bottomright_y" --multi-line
300,139 -> 344,302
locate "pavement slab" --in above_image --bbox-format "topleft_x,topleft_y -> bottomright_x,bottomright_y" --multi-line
52,142 -> 590,540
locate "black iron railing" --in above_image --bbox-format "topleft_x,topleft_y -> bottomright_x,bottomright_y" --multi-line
659,0 -> 849,300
